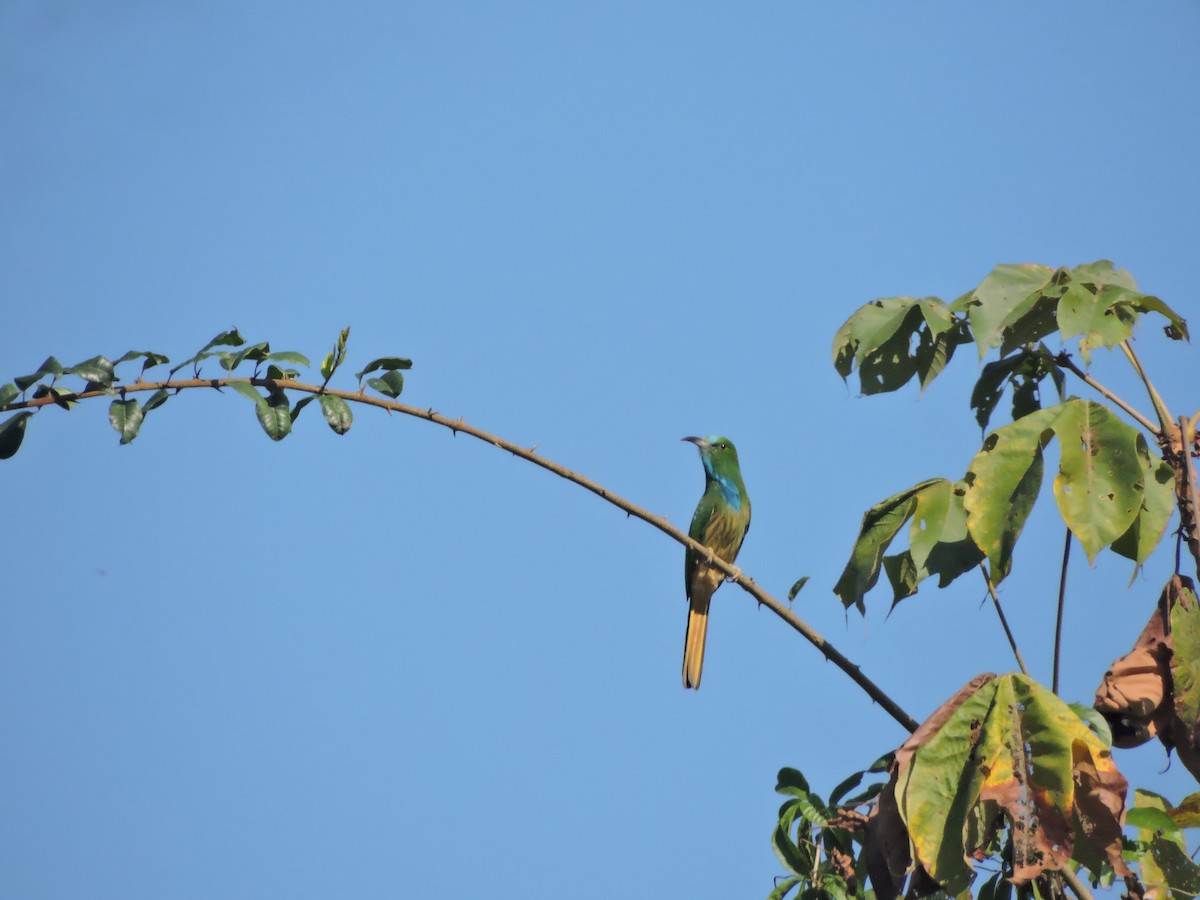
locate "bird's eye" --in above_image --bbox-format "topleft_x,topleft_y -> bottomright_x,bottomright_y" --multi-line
719,442 -> 728,450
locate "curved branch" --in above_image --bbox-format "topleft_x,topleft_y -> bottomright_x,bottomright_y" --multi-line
3,376 -> 920,733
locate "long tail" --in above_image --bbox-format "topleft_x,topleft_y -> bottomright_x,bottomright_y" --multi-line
682,589 -> 712,689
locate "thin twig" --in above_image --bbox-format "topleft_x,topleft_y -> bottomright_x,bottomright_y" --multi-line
1,376 -> 922,733
1059,865 -> 1094,900
1052,529 -> 1071,695
1053,353 -> 1159,436
979,564 -> 1029,677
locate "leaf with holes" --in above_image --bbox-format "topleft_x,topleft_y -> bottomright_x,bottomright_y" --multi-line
1112,441 -> 1175,567
960,263 -> 1054,359
1050,399 -> 1144,563
896,673 -> 1128,894
834,478 -> 943,612
964,405 -> 1063,583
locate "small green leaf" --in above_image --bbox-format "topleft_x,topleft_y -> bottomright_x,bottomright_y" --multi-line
268,350 -> 310,366
0,383 -> 18,407
219,341 -> 270,371
108,398 -> 144,444
320,328 -> 351,382
64,355 -> 116,387
0,411 -> 34,459
767,875 -> 802,900
227,381 -> 264,403
787,577 -> 809,602
266,365 -> 286,381
367,370 -> 405,398
33,383 -> 77,409
15,356 -> 64,391
1068,702 -> 1113,747
254,391 -> 292,441
1169,791 -> 1200,828
291,396 -> 315,421
355,356 -> 413,380
1108,293 -> 1189,342
834,479 -> 942,612
141,389 -> 170,414
318,394 -> 353,435
114,350 -> 170,375
170,328 -> 244,376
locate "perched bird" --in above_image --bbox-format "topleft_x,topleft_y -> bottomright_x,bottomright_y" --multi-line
681,435 -> 751,689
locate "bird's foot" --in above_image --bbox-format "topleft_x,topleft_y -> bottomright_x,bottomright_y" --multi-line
725,565 -> 744,582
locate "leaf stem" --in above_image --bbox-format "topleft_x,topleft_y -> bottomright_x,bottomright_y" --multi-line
979,564 -> 1029,677
1059,866 -> 1094,900
1053,353 -> 1159,437
1120,340 -> 1174,436
1,376 -> 922,734
1052,529 -> 1071,695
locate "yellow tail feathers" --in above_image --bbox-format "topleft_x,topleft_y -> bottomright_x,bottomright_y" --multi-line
682,594 -> 711,689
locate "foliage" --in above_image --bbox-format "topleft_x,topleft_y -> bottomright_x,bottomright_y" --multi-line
4,258 -> 1199,898
0,327 -> 411,456
774,260 -> 1197,899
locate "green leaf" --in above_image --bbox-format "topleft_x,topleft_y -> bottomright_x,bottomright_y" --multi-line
1169,791 -> 1200,828
14,356 -> 64,392
33,383 -> 78,409
964,405 -> 1063,583
141,388 -> 170,414
0,411 -> 34,459
108,398 -> 144,445
970,354 -> 1026,433
898,674 -> 1129,893
1127,806 -> 1183,845
1111,445 -> 1174,567
0,383 -> 18,407
291,396 -> 315,421
1108,293 -> 1189,342
227,381 -> 264,403
318,394 -> 353,435
1068,702 -> 1113,747
1050,399 -> 1144,563
880,481 -> 985,608
367,370 -> 405,398
320,327 -> 351,382
170,328 -> 244,376
772,804 -> 811,877
64,355 -> 116,388
268,350 -> 310,366
114,350 -> 170,375
355,356 -> 413,380
828,770 -> 866,807
998,285 -> 1062,357
833,478 -> 943,612
1169,580 -> 1200,767
219,341 -> 270,371
767,875 -> 802,900
787,577 -> 809,602
254,391 -> 292,441
1070,259 -> 1138,291
1145,836 -> 1200,895
962,263 -> 1054,359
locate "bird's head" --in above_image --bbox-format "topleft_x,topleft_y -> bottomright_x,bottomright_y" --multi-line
682,434 -> 741,477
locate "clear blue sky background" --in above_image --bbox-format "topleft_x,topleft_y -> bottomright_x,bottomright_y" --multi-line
2,3 -> 1198,898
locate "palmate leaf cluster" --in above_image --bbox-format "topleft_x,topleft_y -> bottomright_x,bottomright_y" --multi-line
831,261 -> 1186,612
0,327 -> 412,458
770,260 -> 1200,900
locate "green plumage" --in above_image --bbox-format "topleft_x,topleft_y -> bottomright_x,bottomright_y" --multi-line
681,435 -> 751,689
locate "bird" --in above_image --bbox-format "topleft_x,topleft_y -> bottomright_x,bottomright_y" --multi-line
681,435 -> 751,689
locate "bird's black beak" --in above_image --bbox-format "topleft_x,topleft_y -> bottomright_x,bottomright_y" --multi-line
682,436 -> 707,448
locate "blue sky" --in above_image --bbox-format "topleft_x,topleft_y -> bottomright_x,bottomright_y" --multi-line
2,3 -> 1198,897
